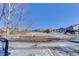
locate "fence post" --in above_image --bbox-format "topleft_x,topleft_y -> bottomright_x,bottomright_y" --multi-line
4,39 -> 8,56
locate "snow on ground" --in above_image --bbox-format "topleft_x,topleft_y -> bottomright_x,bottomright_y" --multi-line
9,48 -> 53,56
0,39 -> 79,56
0,41 -> 79,56
52,32 -> 70,39
24,32 -> 50,36
8,41 -> 79,56
58,47 -> 79,56
0,50 -> 4,56
9,42 -> 79,48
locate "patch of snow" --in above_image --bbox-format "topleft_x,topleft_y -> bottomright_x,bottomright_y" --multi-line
9,49 -> 53,56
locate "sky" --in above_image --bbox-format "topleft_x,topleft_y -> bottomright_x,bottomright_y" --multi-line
0,3 -> 79,29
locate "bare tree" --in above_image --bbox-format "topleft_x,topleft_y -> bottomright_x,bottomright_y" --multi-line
0,4 -> 6,21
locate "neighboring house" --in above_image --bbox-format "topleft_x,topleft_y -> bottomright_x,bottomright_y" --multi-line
66,24 -> 79,30
53,24 -> 79,34
53,28 -> 66,33
65,24 -> 79,34
73,24 -> 79,30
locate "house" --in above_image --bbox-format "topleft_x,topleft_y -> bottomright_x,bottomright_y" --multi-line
65,24 -> 79,34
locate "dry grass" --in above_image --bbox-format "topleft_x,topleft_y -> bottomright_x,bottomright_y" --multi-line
71,34 -> 79,39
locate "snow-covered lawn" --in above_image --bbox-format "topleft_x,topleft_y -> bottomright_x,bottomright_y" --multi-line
9,42 -> 79,48
0,40 -> 79,56
8,41 -> 79,56
9,48 -> 53,56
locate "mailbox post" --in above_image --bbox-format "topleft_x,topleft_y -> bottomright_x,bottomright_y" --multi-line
0,37 -> 9,56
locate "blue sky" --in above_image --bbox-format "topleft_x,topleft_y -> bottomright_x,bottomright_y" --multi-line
0,3 -> 79,29
26,3 -> 79,29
